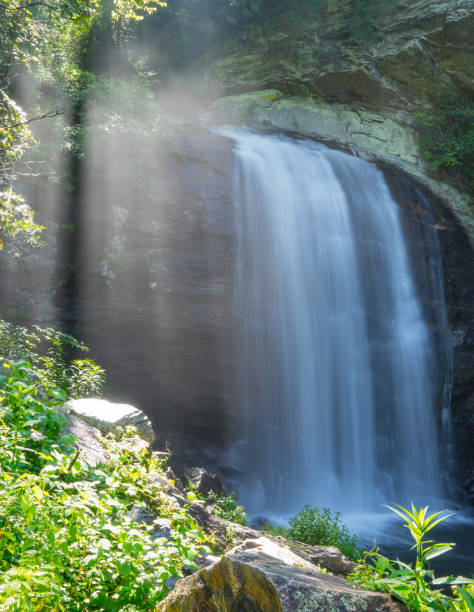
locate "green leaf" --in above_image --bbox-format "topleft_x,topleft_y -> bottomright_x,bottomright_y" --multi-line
432,576 -> 473,586
116,561 -> 132,577
423,514 -> 454,534
384,504 -> 415,523
424,544 -> 454,560
457,587 -> 474,612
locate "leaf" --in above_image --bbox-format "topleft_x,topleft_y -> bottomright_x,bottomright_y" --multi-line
98,538 -> 111,551
116,561 -> 132,577
425,544 -> 454,560
390,590 -> 408,605
432,576 -> 473,586
385,504 -> 415,523
46,388 -> 67,402
457,587 -> 474,612
32,484 -> 43,502
423,514 -> 454,534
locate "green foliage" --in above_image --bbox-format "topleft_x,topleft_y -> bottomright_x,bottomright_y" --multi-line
0,320 -> 105,398
287,505 -> 359,561
349,503 -> 474,611
260,521 -> 290,537
417,97 -> 474,194
0,360 -> 208,610
453,585 -> 474,612
262,505 -> 359,561
0,189 -> 44,255
0,0 -> 167,257
0,92 -> 44,254
0,92 -> 32,164
206,491 -> 249,526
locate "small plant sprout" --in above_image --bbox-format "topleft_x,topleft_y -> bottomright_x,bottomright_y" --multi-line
349,503 -> 474,611
386,503 -> 455,568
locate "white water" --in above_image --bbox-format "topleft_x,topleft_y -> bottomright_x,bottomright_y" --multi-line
224,129 -> 447,515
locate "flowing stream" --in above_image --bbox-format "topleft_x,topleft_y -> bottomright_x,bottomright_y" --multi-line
224,129 -> 449,516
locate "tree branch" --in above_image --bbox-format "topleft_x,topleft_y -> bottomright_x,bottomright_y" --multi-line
2,109 -> 65,129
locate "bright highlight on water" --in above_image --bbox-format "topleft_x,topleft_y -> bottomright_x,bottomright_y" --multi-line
224,129 -> 448,515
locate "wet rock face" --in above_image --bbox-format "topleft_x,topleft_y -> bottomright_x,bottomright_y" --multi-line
204,0 -> 473,109
382,169 -> 474,501
0,126 -> 237,460
1,121 -> 473,503
77,128 -> 236,449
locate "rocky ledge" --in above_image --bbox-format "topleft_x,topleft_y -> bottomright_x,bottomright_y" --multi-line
204,90 -> 473,245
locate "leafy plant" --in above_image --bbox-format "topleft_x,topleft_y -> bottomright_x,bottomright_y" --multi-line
0,320 -> 105,398
289,505 -> 359,561
206,491 -> 249,526
349,503 -> 474,611
262,504 -> 359,561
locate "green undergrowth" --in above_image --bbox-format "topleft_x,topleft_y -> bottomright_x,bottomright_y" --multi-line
0,359 -> 209,611
261,504 -> 360,561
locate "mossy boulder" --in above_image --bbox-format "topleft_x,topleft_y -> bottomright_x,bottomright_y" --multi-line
155,556 -> 283,612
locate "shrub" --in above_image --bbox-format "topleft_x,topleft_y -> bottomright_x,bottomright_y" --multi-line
287,505 -> 359,561
0,189 -> 44,255
206,491 -> 248,526
262,505 -> 359,561
260,522 -> 291,538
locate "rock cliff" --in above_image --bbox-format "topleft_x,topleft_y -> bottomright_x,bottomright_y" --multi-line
1,0 -> 473,502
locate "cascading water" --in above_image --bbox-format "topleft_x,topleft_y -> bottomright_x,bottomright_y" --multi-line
224,129 -> 449,516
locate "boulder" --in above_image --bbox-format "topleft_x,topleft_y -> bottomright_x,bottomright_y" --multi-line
187,502 -> 229,551
271,537 -> 356,576
186,500 -> 262,552
163,467 -> 185,493
155,556 -> 283,612
63,413 -> 106,466
64,411 -> 152,467
128,507 -> 174,540
227,537 -> 405,612
66,397 -> 155,442
185,466 -> 228,497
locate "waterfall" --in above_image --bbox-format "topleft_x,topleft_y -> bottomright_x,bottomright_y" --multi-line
224,129 -> 448,515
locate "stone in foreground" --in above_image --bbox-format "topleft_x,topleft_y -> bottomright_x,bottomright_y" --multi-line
66,397 -> 155,442
155,556 -> 283,612
227,537 -> 405,612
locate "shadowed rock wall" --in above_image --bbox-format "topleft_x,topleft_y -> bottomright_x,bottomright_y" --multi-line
2,125 -> 473,502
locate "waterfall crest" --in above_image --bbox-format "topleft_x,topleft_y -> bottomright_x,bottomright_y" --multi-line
225,130 -> 447,514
